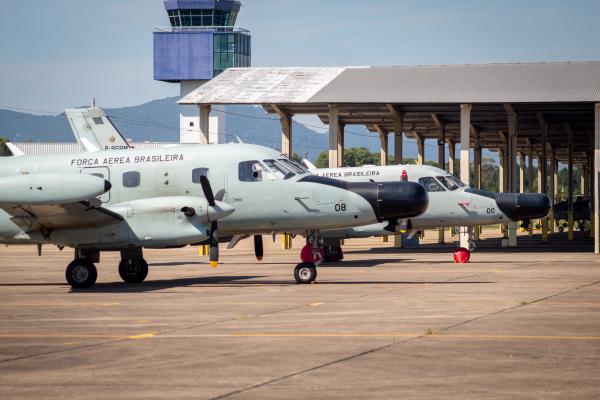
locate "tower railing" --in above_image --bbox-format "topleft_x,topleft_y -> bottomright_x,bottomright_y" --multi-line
154,26 -> 250,34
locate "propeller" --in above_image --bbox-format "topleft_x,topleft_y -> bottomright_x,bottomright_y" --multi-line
254,235 -> 263,261
200,175 -> 220,267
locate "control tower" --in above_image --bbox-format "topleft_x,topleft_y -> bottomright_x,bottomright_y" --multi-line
153,0 -> 251,144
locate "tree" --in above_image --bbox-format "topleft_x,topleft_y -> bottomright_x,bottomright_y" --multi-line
315,147 -> 381,168
0,137 -> 8,157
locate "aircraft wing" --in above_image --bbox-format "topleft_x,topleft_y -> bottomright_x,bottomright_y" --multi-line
0,200 -> 123,233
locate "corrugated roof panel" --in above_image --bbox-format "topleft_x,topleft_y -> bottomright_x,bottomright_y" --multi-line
179,67 -> 346,104
309,62 -> 600,103
179,62 -> 600,104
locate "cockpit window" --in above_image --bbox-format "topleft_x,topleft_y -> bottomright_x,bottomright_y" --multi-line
437,175 -> 466,191
279,158 -> 307,174
418,177 -> 446,192
263,159 -> 295,179
238,160 -> 265,182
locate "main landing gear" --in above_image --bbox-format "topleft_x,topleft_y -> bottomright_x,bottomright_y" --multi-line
294,231 -> 321,284
65,248 -> 149,289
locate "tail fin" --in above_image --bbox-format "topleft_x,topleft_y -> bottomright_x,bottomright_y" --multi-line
65,107 -> 131,152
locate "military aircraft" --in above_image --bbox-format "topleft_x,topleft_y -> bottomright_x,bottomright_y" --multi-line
304,160 -> 551,261
53,106 -> 550,263
0,143 -> 428,288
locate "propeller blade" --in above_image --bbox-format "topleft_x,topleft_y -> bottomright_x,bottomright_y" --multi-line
254,235 -> 263,261
200,175 -> 216,207
209,221 -> 219,267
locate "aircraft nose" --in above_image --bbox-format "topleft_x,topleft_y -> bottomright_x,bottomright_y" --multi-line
377,181 -> 429,219
495,193 -> 551,221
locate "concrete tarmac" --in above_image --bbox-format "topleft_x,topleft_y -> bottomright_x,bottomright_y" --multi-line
0,233 -> 599,399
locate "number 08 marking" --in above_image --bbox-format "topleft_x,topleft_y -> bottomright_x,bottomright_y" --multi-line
335,203 -> 347,212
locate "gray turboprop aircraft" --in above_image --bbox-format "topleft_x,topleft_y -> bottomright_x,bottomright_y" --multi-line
0,144 -> 428,288
305,160 -> 551,261
54,106 -> 550,263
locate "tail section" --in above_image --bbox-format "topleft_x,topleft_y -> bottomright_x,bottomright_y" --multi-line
65,107 -> 131,152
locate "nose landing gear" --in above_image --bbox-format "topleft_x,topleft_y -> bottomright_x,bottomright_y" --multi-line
295,231 -> 322,284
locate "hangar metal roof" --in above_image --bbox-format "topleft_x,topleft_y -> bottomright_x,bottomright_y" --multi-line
179,62 -> 600,105
179,62 -> 600,163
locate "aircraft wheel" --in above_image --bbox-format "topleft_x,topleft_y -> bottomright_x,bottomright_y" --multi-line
119,259 -> 148,283
294,262 -> 317,284
66,259 -> 97,289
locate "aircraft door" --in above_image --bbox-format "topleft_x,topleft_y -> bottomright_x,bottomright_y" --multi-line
81,166 -> 111,203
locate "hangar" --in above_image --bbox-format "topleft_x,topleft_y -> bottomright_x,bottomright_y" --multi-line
179,61 -> 600,252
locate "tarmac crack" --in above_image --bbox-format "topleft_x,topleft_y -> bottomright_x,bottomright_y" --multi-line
206,274 -> 600,400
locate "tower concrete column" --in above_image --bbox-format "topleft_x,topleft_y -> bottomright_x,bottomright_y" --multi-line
459,104 -> 471,249
199,105 -> 211,145
328,104 -> 340,168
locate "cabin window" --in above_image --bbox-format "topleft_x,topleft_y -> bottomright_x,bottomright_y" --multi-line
238,161 -> 264,182
418,177 -> 445,192
279,158 -> 307,174
122,171 -> 140,188
192,168 -> 209,183
92,117 -> 104,125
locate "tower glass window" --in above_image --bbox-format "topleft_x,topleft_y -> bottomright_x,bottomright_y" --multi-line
167,9 -> 238,27
213,33 -> 251,76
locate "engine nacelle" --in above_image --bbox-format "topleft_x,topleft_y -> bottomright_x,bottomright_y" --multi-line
0,173 -> 110,204
106,196 -> 234,248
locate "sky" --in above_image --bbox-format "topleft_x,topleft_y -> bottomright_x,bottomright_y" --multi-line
0,0 -> 599,114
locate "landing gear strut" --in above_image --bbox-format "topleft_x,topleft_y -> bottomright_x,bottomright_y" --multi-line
119,248 -> 148,284
65,249 -> 99,289
295,231 -> 321,284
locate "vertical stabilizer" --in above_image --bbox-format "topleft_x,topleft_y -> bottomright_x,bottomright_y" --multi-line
65,107 -> 131,152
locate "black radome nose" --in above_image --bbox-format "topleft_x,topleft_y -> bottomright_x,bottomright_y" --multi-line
495,193 -> 551,221
377,181 -> 429,220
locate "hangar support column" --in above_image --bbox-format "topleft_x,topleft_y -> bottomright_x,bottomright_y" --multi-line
527,141 -> 534,237
338,123 -> 345,167
566,124 -> 574,241
519,152 -> 526,193
447,139 -> 455,175
375,125 -> 388,166
415,134 -> 425,165
550,147 -> 557,232
328,104 -> 340,168
459,104 -> 472,249
472,130 -> 481,241
595,104 -> 600,252
198,105 -> 211,145
438,128 -> 446,244
505,105 -> 518,246
273,105 -> 292,157
388,104 -> 404,165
